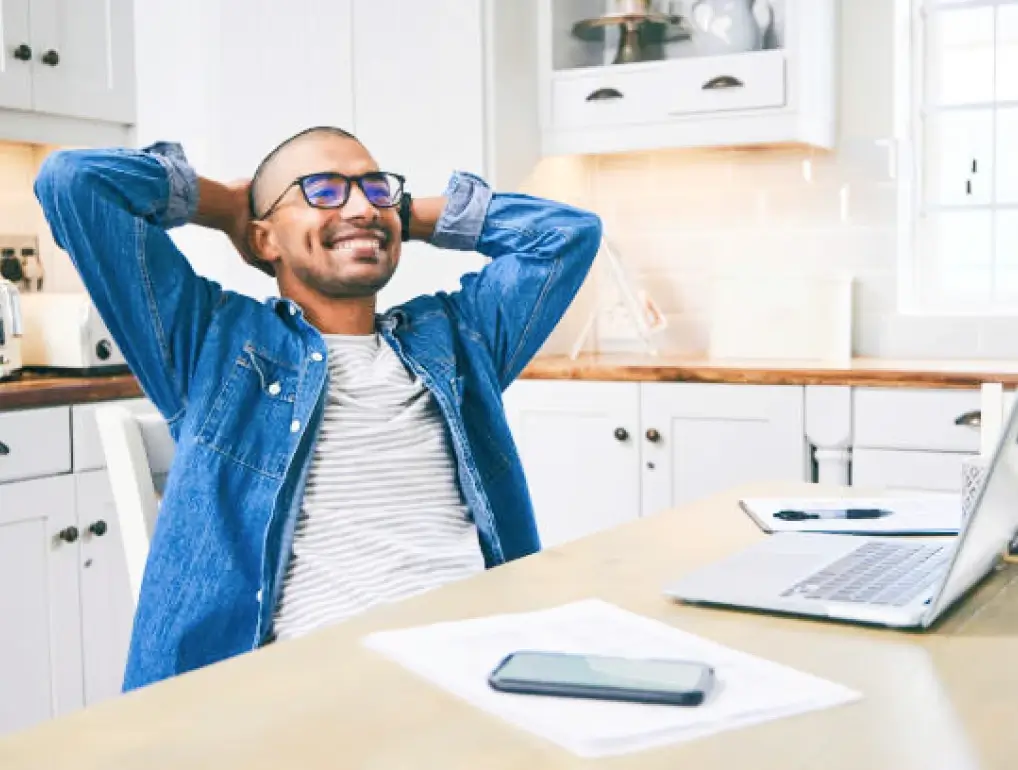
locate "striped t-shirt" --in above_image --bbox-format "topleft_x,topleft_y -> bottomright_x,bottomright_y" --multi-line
271,332 -> 486,641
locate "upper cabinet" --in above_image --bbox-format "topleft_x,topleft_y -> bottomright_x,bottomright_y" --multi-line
538,0 -> 838,156
0,0 -> 135,143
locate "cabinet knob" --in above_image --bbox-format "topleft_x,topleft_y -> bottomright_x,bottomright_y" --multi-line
645,428 -> 662,443
57,526 -> 79,544
614,427 -> 629,442
0,440 -> 9,455
955,410 -> 982,428
88,520 -> 108,537
13,44 -> 32,61
41,49 -> 59,66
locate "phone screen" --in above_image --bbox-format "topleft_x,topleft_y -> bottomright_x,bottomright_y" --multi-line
494,651 -> 711,695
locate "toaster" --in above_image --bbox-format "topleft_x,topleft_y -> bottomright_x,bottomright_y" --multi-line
19,292 -> 128,374
0,279 -> 24,380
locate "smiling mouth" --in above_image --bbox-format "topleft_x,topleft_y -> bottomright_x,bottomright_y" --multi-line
323,235 -> 386,261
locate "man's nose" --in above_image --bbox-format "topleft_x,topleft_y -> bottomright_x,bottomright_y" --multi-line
341,182 -> 379,220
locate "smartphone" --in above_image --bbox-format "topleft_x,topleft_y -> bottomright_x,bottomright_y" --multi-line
487,650 -> 714,706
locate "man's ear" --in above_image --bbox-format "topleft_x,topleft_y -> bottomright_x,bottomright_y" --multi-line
248,221 -> 281,277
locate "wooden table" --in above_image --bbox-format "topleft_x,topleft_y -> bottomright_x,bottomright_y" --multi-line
2,481 -> 1017,769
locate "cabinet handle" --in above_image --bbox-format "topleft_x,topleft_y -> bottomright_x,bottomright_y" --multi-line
645,428 -> 661,443
586,87 -> 624,102
0,440 -> 8,455
88,520 -> 108,537
614,427 -> 629,441
702,75 -> 744,90
57,526 -> 79,544
955,410 -> 981,428
12,44 -> 32,61
41,49 -> 59,66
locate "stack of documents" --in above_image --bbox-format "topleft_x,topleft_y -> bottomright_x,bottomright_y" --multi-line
362,599 -> 860,757
739,495 -> 963,536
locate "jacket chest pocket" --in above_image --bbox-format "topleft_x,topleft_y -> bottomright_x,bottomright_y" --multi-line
197,344 -> 301,478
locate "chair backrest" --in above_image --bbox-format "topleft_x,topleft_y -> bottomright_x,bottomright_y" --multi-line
94,404 -> 175,606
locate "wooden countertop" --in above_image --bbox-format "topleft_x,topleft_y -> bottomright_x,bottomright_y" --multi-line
521,353 -> 1018,389
0,371 -> 142,410
1,480 -> 1016,769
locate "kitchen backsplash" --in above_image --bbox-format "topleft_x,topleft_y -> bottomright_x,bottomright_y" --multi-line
0,140 -> 81,294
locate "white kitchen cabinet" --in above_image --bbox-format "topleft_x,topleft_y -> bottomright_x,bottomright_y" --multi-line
503,379 -> 808,545
28,0 -> 136,123
503,380 -> 641,547
76,470 -> 134,705
358,0 -> 541,310
0,475 -> 83,737
851,448 -> 970,496
0,0 -> 135,139
538,0 -> 837,156
0,0 -> 33,110
640,382 -> 808,515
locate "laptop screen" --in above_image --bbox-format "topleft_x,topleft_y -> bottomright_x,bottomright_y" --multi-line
928,398 -> 1018,619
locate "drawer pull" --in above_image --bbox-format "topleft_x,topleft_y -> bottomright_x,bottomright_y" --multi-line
954,410 -> 981,428
702,75 -> 745,90
586,87 -> 624,102
57,526 -> 79,544
0,440 -> 8,455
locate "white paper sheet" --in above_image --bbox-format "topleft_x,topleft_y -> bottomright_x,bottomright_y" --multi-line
361,599 -> 860,758
739,495 -> 963,535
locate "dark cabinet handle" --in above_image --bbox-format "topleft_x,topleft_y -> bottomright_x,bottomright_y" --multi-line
702,75 -> 744,90
955,410 -> 981,427
41,50 -> 59,66
586,87 -> 624,102
614,427 -> 629,442
0,440 -> 8,455
88,520 -> 108,537
13,44 -> 32,61
646,428 -> 661,443
57,526 -> 79,544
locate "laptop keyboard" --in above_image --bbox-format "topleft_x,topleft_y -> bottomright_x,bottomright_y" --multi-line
780,541 -> 952,607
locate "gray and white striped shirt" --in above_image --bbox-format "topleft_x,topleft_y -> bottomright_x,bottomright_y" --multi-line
271,333 -> 485,641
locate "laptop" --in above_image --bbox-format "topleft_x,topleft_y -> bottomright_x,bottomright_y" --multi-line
664,398 -> 1018,629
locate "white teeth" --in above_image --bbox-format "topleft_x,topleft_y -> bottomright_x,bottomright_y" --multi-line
328,238 -> 381,251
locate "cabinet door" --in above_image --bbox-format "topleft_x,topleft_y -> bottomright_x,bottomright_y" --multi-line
851,448 -> 969,496
28,0 -> 136,123
0,0 -> 32,110
503,380 -> 640,547
76,470 -> 133,706
641,383 -> 808,516
0,475 -> 83,738
352,0 -> 490,309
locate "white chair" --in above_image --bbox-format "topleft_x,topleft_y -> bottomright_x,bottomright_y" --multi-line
94,404 -> 175,606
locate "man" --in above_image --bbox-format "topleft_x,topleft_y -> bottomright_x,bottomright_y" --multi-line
34,126 -> 601,691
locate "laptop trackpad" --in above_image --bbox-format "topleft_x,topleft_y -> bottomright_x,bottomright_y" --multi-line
666,533 -> 858,600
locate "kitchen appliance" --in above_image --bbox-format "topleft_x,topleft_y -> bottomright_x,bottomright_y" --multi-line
0,279 -> 24,380
19,292 -> 128,374
572,0 -> 690,65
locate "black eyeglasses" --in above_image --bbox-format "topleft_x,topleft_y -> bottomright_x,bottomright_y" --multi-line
257,171 -> 406,220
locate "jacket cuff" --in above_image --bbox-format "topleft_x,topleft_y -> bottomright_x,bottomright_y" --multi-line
142,141 -> 199,228
430,171 -> 493,251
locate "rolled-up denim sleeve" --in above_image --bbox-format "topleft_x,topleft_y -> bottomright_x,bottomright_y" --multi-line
34,143 -> 222,423
437,171 -> 602,388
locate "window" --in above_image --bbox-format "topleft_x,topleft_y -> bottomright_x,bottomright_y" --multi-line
898,0 -> 1018,315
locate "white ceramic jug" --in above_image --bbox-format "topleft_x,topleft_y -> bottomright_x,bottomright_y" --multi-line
680,0 -> 770,56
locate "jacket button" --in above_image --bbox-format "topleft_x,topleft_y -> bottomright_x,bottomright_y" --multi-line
290,420 -> 300,433
267,381 -> 281,396
310,352 -> 323,362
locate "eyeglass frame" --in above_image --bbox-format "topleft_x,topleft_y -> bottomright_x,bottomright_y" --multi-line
254,171 -> 407,221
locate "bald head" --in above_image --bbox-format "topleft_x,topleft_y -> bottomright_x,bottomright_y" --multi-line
249,126 -> 361,219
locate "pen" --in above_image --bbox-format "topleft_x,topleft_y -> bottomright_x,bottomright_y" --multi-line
773,508 -> 892,521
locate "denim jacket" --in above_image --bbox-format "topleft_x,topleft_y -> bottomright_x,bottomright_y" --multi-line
33,143 -> 601,691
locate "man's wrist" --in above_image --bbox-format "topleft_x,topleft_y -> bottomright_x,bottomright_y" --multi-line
407,197 -> 447,242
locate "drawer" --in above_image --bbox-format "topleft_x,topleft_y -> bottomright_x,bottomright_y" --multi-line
551,67 -> 664,130
853,388 -> 982,452
661,50 -> 786,117
72,398 -> 156,472
0,406 -> 71,483
852,448 -> 971,494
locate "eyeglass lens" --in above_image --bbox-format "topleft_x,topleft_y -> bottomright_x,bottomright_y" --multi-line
300,172 -> 402,209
